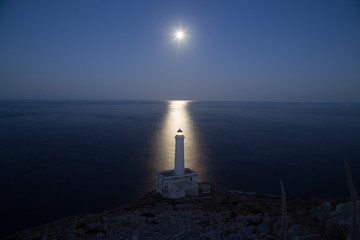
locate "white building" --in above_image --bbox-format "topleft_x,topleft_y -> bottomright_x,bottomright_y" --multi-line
156,129 -> 199,199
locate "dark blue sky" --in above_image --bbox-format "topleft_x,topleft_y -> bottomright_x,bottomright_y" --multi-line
1,0 -> 359,102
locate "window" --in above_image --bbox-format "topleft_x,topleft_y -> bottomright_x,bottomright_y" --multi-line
190,177 -> 192,181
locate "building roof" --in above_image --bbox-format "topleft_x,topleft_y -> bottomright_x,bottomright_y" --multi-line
157,168 -> 198,179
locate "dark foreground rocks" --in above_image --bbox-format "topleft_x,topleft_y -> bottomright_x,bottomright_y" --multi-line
6,191 -> 359,240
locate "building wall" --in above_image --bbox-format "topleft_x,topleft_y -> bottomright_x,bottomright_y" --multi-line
184,184 -> 199,197
188,175 -> 197,183
156,176 -> 165,193
156,173 -> 199,199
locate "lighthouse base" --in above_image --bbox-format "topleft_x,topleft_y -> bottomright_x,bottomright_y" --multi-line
156,168 -> 199,199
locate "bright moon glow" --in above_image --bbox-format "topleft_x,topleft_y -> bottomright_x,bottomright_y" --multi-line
174,30 -> 185,41
176,31 -> 184,39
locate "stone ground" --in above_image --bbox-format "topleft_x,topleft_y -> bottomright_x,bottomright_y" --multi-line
5,190 -> 358,240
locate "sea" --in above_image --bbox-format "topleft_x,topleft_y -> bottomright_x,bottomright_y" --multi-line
1,100 -> 360,237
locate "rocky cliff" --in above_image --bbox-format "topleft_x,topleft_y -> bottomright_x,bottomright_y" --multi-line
6,190 -> 358,240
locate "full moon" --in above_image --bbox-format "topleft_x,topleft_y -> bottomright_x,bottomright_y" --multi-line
175,31 -> 184,40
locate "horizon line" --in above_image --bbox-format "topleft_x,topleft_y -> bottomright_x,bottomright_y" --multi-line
0,99 -> 358,105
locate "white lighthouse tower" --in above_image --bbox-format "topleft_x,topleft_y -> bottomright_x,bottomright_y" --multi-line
174,129 -> 185,176
156,129 -> 199,199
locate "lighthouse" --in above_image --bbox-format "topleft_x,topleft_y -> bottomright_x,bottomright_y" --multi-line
174,129 -> 185,175
156,129 -> 199,199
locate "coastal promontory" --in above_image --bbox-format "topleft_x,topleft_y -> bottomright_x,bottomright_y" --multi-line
7,190 -> 356,240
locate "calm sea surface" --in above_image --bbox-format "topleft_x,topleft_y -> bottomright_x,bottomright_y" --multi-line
1,100 -> 360,236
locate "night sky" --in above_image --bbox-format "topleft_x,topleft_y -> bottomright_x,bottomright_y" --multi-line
1,0 -> 359,102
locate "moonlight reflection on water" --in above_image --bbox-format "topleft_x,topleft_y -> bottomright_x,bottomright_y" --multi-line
151,100 -> 208,181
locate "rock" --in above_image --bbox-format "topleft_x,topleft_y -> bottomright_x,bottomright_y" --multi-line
317,202 -> 332,212
330,201 -> 360,229
316,202 -> 333,222
326,201 -> 360,239
288,224 -> 309,237
331,201 -> 360,221
272,220 -> 280,235
256,221 -> 270,236
242,225 -> 256,235
96,232 -> 105,238
224,233 -> 241,240
198,231 -> 221,240
238,230 -> 258,240
6,191 -> 349,240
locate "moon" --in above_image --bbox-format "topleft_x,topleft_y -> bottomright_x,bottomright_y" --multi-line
176,31 -> 184,39
174,30 -> 185,41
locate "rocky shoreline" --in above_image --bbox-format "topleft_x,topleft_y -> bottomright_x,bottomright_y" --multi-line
6,190 -> 358,240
